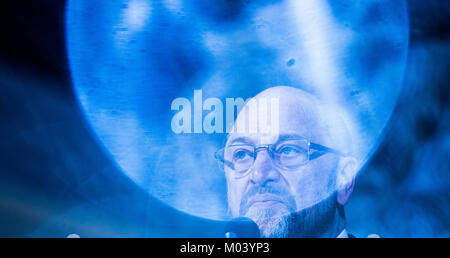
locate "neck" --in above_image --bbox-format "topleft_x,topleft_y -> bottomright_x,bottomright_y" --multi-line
331,205 -> 347,237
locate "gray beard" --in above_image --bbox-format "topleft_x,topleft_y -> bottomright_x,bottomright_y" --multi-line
287,193 -> 343,238
238,182 -> 296,238
242,193 -> 342,238
244,205 -> 290,238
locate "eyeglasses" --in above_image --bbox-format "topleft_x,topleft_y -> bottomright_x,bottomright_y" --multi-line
215,138 -> 342,178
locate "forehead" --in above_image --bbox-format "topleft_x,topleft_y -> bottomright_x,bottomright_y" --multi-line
227,94 -> 326,146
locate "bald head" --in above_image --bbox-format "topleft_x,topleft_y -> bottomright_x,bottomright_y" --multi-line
228,86 -> 351,155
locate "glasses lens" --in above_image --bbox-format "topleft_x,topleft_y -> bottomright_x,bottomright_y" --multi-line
274,140 -> 309,168
220,140 -> 310,174
224,145 -> 255,174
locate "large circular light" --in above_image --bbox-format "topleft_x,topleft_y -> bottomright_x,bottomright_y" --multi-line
66,0 -> 409,220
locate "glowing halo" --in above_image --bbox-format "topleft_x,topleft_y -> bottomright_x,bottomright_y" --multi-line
66,0 -> 409,220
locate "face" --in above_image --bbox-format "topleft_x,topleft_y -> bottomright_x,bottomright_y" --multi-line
224,87 -> 344,237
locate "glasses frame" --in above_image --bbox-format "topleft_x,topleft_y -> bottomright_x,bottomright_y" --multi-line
214,138 -> 343,178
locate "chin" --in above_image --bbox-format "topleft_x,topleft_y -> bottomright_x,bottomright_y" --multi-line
244,203 -> 291,238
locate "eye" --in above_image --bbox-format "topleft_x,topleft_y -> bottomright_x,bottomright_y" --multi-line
233,149 -> 252,160
277,144 -> 309,168
278,145 -> 301,156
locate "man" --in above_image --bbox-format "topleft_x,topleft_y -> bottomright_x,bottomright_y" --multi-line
216,86 -> 358,238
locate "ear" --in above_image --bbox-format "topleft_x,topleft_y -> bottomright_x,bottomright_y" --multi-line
336,156 -> 358,205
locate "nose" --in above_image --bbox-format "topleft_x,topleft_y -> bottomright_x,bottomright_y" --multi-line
250,149 -> 280,186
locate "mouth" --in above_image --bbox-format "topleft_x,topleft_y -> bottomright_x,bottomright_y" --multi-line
247,194 -> 285,208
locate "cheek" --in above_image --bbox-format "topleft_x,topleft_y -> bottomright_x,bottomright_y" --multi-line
283,160 -> 337,210
226,173 -> 247,217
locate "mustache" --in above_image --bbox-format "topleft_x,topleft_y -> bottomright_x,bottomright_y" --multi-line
239,183 -> 297,216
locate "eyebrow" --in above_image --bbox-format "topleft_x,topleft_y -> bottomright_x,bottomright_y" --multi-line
228,136 -> 255,146
228,134 -> 307,146
276,134 -> 307,143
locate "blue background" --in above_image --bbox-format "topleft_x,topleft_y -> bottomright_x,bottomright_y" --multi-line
0,0 -> 449,237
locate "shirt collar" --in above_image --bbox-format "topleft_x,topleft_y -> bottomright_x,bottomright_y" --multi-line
337,229 -> 348,238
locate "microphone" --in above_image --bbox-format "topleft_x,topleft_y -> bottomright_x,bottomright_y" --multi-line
224,217 -> 260,238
